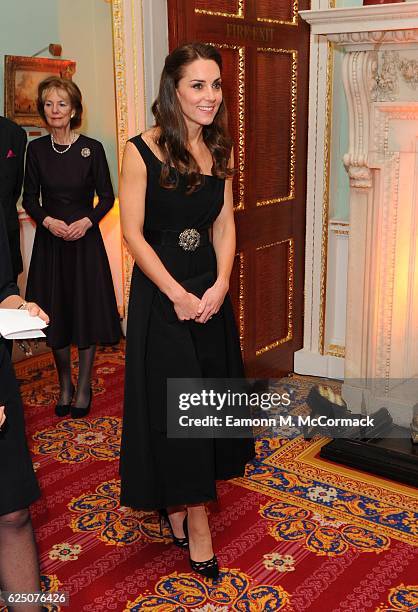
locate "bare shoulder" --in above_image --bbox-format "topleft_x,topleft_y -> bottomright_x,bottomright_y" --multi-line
141,127 -> 164,160
122,140 -> 146,176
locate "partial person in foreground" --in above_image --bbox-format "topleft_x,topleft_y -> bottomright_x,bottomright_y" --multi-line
119,42 -> 255,581
0,115 -> 27,356
0,206 -> 49,612
22,77 -> 120,419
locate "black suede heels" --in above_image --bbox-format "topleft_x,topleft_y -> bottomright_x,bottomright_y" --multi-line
55,384 -> 74,417
71,387 -> 92,419
189,554 -> 219,581
159,508 -> 189,548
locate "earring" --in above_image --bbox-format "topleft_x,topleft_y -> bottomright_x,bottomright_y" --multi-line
71,112 -> 75,118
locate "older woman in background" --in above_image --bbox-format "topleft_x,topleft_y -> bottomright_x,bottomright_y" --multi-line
23,77 -> 120,419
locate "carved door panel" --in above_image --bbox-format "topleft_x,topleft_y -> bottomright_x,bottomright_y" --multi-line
167,0 -> 310,377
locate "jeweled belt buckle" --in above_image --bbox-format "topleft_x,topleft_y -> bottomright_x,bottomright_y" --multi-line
178,228 -> 200,251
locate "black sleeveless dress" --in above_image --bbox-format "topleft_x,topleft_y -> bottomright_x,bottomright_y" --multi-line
119,135 -> 254,510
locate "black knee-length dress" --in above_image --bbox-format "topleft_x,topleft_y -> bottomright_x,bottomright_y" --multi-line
0,210 -> 40,516
23,135 -> 120,349
119,135 -> 255,510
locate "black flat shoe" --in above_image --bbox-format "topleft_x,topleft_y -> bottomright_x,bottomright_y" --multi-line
55,385 -> 74,417
159,508 -> 188,548
71,387 -> 92,419
189,554 -> 219,581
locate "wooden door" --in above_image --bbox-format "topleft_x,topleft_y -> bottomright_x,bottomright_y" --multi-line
167,0 -> 310,377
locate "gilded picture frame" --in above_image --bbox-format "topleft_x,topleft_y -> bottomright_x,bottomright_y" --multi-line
4,55 -> 76,127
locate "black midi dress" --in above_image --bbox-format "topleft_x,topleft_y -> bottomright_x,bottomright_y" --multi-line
23,135 -> 120,349
0,208 -> 40,516
119,135 -> 255,510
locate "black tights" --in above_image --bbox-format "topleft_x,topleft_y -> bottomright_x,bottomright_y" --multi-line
0,508 -> 41,612
52,344 -> 96,409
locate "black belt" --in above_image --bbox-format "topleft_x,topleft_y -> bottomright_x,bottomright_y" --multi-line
144,228 -> 209,252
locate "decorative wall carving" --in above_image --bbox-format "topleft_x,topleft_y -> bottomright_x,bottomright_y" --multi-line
372,51 -> 418,102
329,30 -> 418,48
342,51 -> 375,189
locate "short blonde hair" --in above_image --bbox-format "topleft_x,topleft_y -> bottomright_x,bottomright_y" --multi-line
37,77 -> 83,129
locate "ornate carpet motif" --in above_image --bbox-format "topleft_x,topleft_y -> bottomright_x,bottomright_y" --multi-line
11,343 -> 417,612
260,500 -> 390,556
32,417 -> 121,463
124,570 -> 290,611
69,479 -> 165,546
375,583 -> 418,611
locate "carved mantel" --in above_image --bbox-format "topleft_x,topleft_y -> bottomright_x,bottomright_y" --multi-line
300,4 -> 418,426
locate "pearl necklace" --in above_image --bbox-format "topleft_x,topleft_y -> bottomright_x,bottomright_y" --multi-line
50,132 -> 76,154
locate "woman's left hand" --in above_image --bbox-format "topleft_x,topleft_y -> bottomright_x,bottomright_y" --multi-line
26,302 -> 50,324
64,217 -> 93,241
195,278 -> 228,324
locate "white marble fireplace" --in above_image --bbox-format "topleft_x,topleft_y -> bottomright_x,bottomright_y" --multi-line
300,3 -> 418,427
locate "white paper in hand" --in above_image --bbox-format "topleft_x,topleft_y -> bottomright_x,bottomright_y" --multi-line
0,309 -> 47,340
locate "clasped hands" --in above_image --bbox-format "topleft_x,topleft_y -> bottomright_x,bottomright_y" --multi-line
44,216 -> 93,240
173,279 -> 228,324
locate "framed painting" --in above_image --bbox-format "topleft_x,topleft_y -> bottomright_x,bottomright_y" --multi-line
4,55 -> 76,127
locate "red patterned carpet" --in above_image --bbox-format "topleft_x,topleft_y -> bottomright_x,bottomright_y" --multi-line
5,343 -> 418,611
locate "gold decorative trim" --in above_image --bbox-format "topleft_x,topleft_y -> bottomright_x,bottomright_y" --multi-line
255,238 -> 294,356
207,43 -> 245,210
332,229 -> 349,236
256,48 -> 297,207
326,344 -> 345,358
131,0 -> 140,135
112,0 -> 148,316
195,0 -> 244,19
111,0 -> 129,169
111,0 -> 129,317
256,0 -> 298,27
319,42 -> 334,355
139,0 -> 147,125
237,252 -> 245,350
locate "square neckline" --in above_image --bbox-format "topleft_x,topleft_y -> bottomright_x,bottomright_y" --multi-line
139,133 -> 217,179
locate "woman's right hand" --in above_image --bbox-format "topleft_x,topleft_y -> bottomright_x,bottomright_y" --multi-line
0,406 -> 6,430
25,302 -> 49,325
43,216 -> 69,238
173,292 -> 200,321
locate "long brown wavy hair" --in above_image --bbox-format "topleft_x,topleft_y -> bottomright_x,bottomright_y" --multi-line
151,42 -> 234,193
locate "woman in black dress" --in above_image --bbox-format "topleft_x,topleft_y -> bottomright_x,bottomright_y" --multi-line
23,77 -> 120,419
0,207 -> 48,608
119,43 -> 254,581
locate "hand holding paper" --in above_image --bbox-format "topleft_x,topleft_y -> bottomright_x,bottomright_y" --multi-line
0,309 -> 48,340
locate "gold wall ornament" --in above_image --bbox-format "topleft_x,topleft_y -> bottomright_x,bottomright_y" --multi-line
318,42 -> 334,355
256,47 -> 297,207
255,238 -> 294,356
326,344 -> 345,358
237,251 -> 245,350
206,42 -> 245,211
195,0 -> 244,19
111,0 -> 131,317
256,0 -> 298,27
111,0 -> 148,316
110,0 -> 129,169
